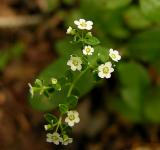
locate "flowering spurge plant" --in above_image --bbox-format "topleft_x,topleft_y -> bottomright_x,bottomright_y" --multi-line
29,18 -> 121,145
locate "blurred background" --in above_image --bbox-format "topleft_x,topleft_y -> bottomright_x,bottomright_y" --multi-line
0,0 -> 160,149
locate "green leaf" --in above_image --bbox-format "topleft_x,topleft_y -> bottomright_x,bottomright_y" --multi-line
66,95 -> 78,109
59,104 -> 69,114
84,36 -> 100,46
124,6 -> 151,29
115,62 -> 151,122
105,0 -> 131,10
87,46 -> 109,66
126,29 -> 160,62
140,0 -> 160,22
55,37 -> 80,56
29,55 -> 96,111
144,87 -> 160,122
44,113 -> 58,124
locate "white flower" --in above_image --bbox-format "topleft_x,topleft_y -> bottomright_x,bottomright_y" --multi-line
82,45 -> 94,55
66,26 -> 75,35
46,132 -> 62,145
98,62 -> 114,79
109,49 -> 121,62
28,83 -> 34,97
44,124 -> 52,131
74,19 -> 93,30
51,78 -> 57,84
65,110 -> 80,127
67,56 -> 82,71
62,135 -> 73,145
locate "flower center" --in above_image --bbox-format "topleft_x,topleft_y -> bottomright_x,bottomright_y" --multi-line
86,48 -> 91,53
53,136 -> 58,141
72,60 -> 78,66
69,114 -> 75,121
111,54 -> 116,59
80,22 -> 87,27
103,67 -> 109,74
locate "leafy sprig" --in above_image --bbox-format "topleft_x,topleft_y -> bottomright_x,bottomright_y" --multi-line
29,18 -> 121,145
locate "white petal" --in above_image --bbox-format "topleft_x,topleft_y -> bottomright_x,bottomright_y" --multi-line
46,138 -> 53,143
73,111 -> 79,116
91,48 -> 94,52
78,25 -> 85,30
105,73 -> 111,79
65,117 -> 69,123
87,21 -> 93,25
67,60 -> 72,66
98,64 -> 105,71
74,20 -> 79,25
71,65 -> 77,71
86,25 -> 92,30
54,141 -> 60,145
68,121 -> 74,127
117,55 -> 121,60
53,132 -> 60,137
98,72 -> 105,78
75,117 -> 80,123
79,19 -> 86,22
105,62 -> 112,67
67,111 -> 73,115
113,50 -> 119,55
77,65 -> 82,71
109,48 -> 113,53
83,49 -> 87,55
110,68 -> 114,73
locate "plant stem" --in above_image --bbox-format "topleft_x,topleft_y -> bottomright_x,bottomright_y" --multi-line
67,67 -> 90,97
55,116 -> 62,132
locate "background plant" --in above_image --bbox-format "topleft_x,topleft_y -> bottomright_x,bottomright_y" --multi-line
29,19 -> 121,145
29,0 -> 160,124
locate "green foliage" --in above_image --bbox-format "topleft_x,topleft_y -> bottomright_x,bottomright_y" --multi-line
124,6 -> 151,29
127,29 -> 160,62
145,87 -> 160,122
113,62 -> 151,122
44,113 -> 58,124
105,0 -> 131,10
29,0 -> 160,124
59,104 -> 69,114
66,95 -> 78,109
140,0 -> 160,22
83,36 -> 100,46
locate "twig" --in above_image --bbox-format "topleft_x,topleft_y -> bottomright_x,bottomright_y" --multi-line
0,15 -> 42,28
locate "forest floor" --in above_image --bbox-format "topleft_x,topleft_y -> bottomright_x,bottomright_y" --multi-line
0,1 -> 160,150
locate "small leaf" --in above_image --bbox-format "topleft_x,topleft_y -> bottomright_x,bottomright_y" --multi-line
59,104 -> 69,114
84,36 -> 100,46
66,95 -> 78,109
44,113 -> 58,124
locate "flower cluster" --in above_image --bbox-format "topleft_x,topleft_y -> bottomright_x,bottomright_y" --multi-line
66,18 -> 121,79
29,18 -> 121,146
45,110 -> 80,145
